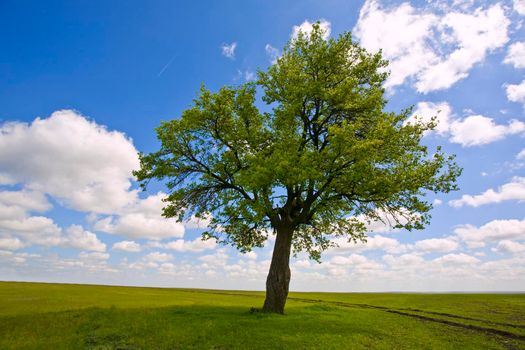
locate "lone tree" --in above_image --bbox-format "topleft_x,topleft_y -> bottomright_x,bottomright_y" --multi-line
134,24 -> 461,314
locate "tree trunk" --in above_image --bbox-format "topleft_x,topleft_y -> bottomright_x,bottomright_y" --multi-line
262,225 -> 293,314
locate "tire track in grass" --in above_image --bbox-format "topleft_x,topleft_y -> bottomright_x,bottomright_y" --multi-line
401,307 -> 525,330
192,290 -> 525,342
289,298 -> 525,341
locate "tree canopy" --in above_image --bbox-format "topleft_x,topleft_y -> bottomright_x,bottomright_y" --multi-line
134,24 -> 461,313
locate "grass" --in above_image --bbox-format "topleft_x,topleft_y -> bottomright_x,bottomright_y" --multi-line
0,282 -> 524,349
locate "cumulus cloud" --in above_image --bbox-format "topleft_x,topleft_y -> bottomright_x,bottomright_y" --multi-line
506,79 -> 525,107
414,237 -> 459,253
0,190 -> 51,216
433,253 -> 479,265
326,254 -> 385,276
0,215 -> 105,251
63,225 -> 106,252
244,70 -> 255,81
518,148 -> 525,160
265,44 -> 280,64
143,252 -> 173,263
407,101 -> 454,135
292,19 -> 331,40
407,101 -> 525,146
330,234 -> 407,254
354,1 -> 509,93
455,217 -> 525,248
449,115 -> 525,147
0,110 -> 139,214
162,237 -> 216,252
126,251 -> 175,270
0,190 -> 52,236
450,177 -> 525,207
199,248 -> 229,266
0,237 -> 24,250
332,233 -> 459,256
221,42 -> 237,59
0,177 -> 105,252
0,111 -> 192,245
383,253 -> 424,268
504,42 -> 525,68
515,0 -> 525,15
0,215 -> 62,246
112,240 -> 142,253
241,251 -> 257,260
492,240 -> 525,254
93,192 -> 185,240
330,254 -> 369,266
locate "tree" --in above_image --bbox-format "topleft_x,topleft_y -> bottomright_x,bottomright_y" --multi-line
134,24 -> 461,314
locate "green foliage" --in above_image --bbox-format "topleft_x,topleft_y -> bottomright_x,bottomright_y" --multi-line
134,23 -> 461,260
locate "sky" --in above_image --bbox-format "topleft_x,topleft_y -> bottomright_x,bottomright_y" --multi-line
0,0 -> 524,292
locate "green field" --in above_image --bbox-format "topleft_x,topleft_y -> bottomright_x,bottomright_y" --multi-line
0,282 -> 524,349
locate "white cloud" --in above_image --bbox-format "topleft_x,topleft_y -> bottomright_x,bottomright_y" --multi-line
407,101 -> 525,146
383,253 -> 424,267
0,215 -> 62,246
292,19 -> 331,40
450,177 -> 525,207
515,0 -> 525,15
0,215 -> 105,252
455,218 -> 525,247
221,42 -> 237,59
126,251 -> 175,270
330,254 -> 369,266
199,248 -> 229,266
0,111 -> 189,245
0,237 -> 24,250
185,214 -> 212,230
414,237 -> 459,253
265,44 -> 280,64
433,253 -> 479,265
112,240 -> 142,253
143,252 -> 173,263
94,213 -> 184,241
94,192 -> 185,240
504,42 -> 525,68
63,225 -> 106,252
517,148 -> 525,160
0,190 -> 51,215
330,234 -> 407,254
244,70 -> 255,81
449,115 -> 524,147
0,190 -> 51,222
293,259 -> 311,268
506,79 -> 525,106
0,186 -> 104,251
163,237 -> 216,252
241,251 -> 257,260
354,1 -> 509,93
492,240 -> 525,254
349,207 -> 417,235
407,101 -> 453,135
79,251 -> 110,261
0,110 -> 139,214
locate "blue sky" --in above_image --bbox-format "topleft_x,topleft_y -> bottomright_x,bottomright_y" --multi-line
0,0 -> 524,291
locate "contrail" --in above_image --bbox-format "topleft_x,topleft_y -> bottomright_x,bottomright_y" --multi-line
157,54 -> 177,77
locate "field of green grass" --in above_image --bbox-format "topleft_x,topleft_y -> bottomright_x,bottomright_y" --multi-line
0,281 -> 524,349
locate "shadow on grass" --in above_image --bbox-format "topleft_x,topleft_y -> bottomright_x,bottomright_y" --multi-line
0,304 -> 382,350
2,303 -> 524,350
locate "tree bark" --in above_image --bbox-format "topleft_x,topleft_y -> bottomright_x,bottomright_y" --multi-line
262,224 -> 293,314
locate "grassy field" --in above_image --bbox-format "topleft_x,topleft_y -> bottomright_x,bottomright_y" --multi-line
0,282 -> 524,349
